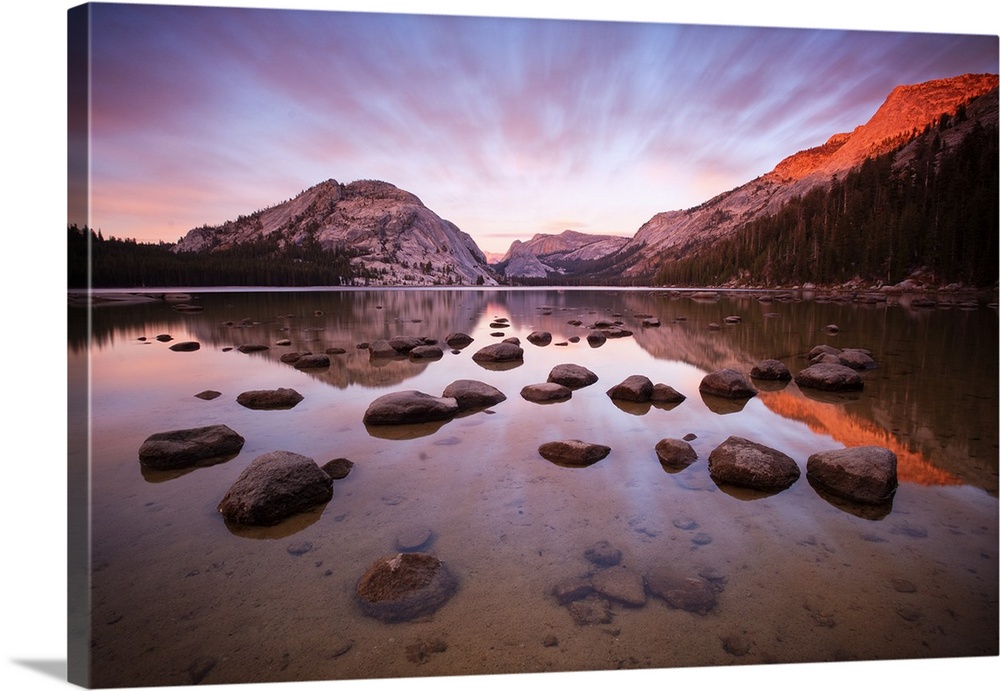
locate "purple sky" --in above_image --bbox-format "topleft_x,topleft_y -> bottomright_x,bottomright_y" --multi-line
72,2 -> 998,254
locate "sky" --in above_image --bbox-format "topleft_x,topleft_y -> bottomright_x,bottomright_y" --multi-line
69,1 -> 998,255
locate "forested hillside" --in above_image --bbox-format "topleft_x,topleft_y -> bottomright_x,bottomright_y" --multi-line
654,116 -> 998,288
67,227 -> 377,288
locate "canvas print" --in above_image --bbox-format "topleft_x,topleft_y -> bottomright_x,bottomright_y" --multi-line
66,2 -> 998,689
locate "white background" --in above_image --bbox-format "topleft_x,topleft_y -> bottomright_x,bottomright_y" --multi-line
3,1 -> 997,690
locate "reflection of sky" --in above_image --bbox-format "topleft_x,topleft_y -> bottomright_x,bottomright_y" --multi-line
72,2 -> 999,254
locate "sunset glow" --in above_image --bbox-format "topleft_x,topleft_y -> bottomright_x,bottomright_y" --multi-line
71,3 -> 998,254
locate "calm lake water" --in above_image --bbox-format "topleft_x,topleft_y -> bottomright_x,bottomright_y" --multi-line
68,287 -> 998,688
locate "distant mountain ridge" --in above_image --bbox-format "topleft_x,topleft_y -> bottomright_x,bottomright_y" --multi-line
165,72 -> 997,289
493,229 -> 629,278
174,179 -> 498,286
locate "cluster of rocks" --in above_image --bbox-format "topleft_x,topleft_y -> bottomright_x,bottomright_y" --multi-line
551,540 -> 725,625
363,379 -> 507,425
138,424 -> 355,525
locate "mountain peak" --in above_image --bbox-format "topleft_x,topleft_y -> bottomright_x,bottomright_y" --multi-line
772,73 -> 999,183
173,178 -> 497,286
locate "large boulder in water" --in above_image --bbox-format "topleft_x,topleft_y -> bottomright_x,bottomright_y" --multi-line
441,380 -> 507,410
547,363 -> 599,389
794,363 -> 864,391
699,369 -> 758,398
807,446 -> 898,504
708,436 -> 800,491
355,552 -> 458,622
138,424 -> 245,470
217,450 -> 333,526
363,390 -> 459,425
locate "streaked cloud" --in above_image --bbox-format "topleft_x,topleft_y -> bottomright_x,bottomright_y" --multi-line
77,2 -> 998,254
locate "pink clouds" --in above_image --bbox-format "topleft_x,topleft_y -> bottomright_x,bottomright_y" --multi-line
74,3 -> 998,251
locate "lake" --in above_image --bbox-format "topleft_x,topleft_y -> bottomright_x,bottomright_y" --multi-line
67,287 -> 998,687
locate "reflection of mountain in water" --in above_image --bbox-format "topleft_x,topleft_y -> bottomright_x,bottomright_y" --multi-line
759,389 -> 961,487
73,288 -> 997,493
189,290 -> 497,389
613,291 -> 997,494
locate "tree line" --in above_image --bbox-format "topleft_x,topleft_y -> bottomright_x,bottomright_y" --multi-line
67,226 -> 378,287
654,117 -> 998,288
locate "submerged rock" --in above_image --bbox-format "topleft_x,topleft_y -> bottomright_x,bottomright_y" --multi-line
591,567 -> 646,607
807,446 -> 898,504
138,424 -> 245,470
708,436 -> 800,491
217,450 -> 333,526
355,552 -> 457,622
644,571 -> 717,614
363,390 -> 459,425
584,540 -> 622,567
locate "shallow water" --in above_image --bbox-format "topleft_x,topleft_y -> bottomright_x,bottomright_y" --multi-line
69,288 -> 998,687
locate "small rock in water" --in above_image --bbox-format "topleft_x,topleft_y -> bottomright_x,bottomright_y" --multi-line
890,577 -> 917,593
321,457 -> 354,480
521,382 -> 573,403
655,439 -> 697,469
395,526 -> 433,552
566,595 -> 614,626
405,638 -> 447,664
169,341 -> 200,352
286,541 -> 314,556
721,635 -> 752,657
355,552 -> 458,622
538,440 -> 611,467
584,540 -> 622,567
194,390 -> 222,400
